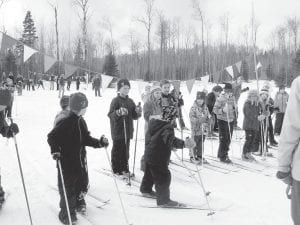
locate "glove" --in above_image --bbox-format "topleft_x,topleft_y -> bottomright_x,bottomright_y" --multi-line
116,107 -> 128,116
99,135 -> 109,147
276,171 -> 292,185
6,123 -> 19,138
52,152 -> 61,160
257,115 -> 265,121
184,137 -> 195,149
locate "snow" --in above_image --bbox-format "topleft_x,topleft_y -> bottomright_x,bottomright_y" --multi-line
0,80 -> 293,225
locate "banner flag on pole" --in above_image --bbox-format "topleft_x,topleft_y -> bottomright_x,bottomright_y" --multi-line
0,33 -> 17,53
226,66 -> 234,77
236,61 -> 242,73
186,79 -> 195,94
101,74 -> 114,91
44,55 -> 57,72
256,62 -> 262,69
23,45 -> 38,62
171,80 -> 181,93
64,64 -> 78,78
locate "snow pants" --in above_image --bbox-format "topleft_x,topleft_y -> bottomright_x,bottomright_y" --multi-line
217,119 -> 233,159
243,130 -> 260,154
140,163 -> 171,205
190,135 -> 206,158
292,179 -> 300,225
111,139 -> 130,174
274,112 -> 285,135
94,87 -> 101,97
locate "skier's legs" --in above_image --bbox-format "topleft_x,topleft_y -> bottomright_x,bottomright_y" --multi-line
111,139 -> 123,174
275,113 -> 284,134
218,120 -> 229,159
190,135 -> 201,158
150,165 -> 171,205
243,130 -> 254,155
140,163 -> 154,193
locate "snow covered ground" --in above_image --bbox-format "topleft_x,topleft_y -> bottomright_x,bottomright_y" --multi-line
0,80 -> 293,225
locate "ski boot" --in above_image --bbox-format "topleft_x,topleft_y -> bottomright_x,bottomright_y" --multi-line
190,157 -> 201,164
76,198 -> 87,215
158,200 -> 185,208
58,210 -> 77,225
220,156 -> 232,164
141,190 -> 157,199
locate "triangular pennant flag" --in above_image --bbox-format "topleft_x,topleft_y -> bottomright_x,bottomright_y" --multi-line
171,80 -> 181,93
44,55 -> 56,72
23,45 -> 38,62
64,64 -> 78,78
186,79 -> 195,94
256,62 -> 262,69
226,66 -> 234,78
101,74 -> 114,91
236,61 -> 242,73
1,33 -> 17,53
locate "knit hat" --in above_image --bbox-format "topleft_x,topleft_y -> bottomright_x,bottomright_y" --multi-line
150,86 -> 162,94
212,85 -> 223,92
196,91 -> 206,100
160,79 -> 170,87
224,83 -> 233,91
247,89 -> 259,99
117,78 -> 130,91
69,92 -> 88,111
161,106 -> 177,122
260,87 -> 269,96
60,95 -> 70,109
0,88 -> 12,106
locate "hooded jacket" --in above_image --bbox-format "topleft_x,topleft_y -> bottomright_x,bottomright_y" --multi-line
144,119 -> 184,168
278,76 -> 300,181
189,101 -> 210,136
242,98 -> 262,131
213,93 -> 236,122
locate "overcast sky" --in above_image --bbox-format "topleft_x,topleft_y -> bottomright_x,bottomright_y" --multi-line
1,0 -> 300,53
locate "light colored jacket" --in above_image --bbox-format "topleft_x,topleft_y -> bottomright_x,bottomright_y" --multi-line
274,91 -> 289,113
278,77 -> 300,181
189,101 -> 210,136
213,93 -> 236,122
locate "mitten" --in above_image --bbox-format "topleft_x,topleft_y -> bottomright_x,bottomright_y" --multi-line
52,152 -> 61,160
100,135 -> 109,147
6,123 -> 19,137
184,137 -> 195,149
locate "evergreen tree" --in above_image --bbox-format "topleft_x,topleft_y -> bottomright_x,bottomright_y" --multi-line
292,49 -> 300,74
4,49 -> 17,76
21,11 -> 38,47
275,65 -> 287,87
102,52 -> 119,77
74,39 -> 84,66
241,60 -> 249,82
266,63 -> 274,80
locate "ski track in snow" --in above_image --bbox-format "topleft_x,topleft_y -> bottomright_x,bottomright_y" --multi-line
0,80 -> 292,225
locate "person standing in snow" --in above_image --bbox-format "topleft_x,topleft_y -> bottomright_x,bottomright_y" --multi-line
213,83 -> 236,163
140,105 -> 195,206
207,85 -> 223,135
277,76 -> 300,225
0,88 -> 19,207
58,76 -> 66,98
241,90 -> 265,161
76,77 -> 80,91
108,78 -> 142,176
274,85 -> 289,136
189,91 -> 211,164
47,92 -> 109,224
2,75 -> 15,118
92,74 -> 102,97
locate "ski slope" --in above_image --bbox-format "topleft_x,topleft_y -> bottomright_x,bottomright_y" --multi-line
0,80 -> 292,225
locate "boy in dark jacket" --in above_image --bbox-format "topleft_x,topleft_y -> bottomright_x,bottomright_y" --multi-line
108,79 -> 142,176
48,92 -> 109,224
140,106 -> 195,207
207,85 -> 223,134
242,90 -> 266,161
0,88 -> 19,207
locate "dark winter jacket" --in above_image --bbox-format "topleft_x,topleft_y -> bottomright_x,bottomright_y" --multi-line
242,100 -> 261,131
206,92 -> 216,114
213,93 -> 236,122
0,111 -> 9,137
47,112 -> 102,175
108,94 -> 140,141
144,119 -> 185,168
93,76 -> 102,88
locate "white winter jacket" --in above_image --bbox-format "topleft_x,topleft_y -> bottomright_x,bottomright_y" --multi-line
278,76 -> 300,181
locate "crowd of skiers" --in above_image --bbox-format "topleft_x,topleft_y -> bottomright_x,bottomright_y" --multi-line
0,73 -> 294,225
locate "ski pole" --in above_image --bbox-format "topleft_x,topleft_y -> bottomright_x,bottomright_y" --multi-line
104,147 -> 132,225
10,119 -> 34,225
132,102 -> 141,177
122,116 -> 131,186
201,124 -> 204,168
57,159 -> 72,225
174,151 -> 214,216
225,103 -> 233,158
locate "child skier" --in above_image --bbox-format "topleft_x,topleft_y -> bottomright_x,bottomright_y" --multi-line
108,78 -> 142,176
189,91 -> 211,164
0,88 -> 19,207
140,105 -> 195,206
213,83 -> 236,163
242,90 -> 266,161
47,92 -> 109,225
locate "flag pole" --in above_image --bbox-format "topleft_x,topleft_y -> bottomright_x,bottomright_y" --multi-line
252,2 -> 259,92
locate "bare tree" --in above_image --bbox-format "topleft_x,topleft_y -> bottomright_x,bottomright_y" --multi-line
277,26 -> 287,54
191,0 -> 205,78
100,16 -> 115,54
72,0 -> 90,65
240,25 -> 250,53
0,0 -> 9,10
219,13 -> 230,69
287,16 -> 300,53
135,0 -> 155,81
